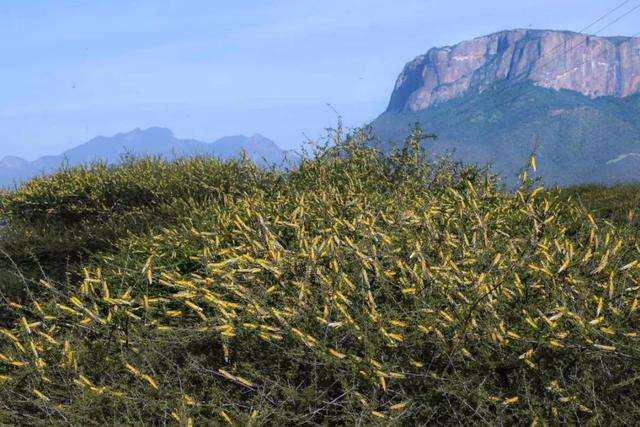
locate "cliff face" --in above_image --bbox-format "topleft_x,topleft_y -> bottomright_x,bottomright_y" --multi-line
387,29 -> 640,112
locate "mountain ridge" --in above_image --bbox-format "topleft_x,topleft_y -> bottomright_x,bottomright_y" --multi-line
387,29 -> 640,113
0,127 -> 293,188
373,29 -> 640,187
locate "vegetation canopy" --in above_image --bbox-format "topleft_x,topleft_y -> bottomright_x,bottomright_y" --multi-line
1,125 -> 639,425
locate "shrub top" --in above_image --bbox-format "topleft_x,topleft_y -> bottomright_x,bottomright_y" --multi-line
1,128 -> 639,424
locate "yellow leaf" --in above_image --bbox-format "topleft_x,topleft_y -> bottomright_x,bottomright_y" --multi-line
389,402 -> 408,411
503,396 -> 519,405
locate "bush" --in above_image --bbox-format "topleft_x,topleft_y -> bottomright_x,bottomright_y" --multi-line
557,184 -> 640,228
1,128 -> 639,424
0,156 -> 275,287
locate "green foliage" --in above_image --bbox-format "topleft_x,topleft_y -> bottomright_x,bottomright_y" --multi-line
0,156 -> 274,282
373,83 -> 640,187
1,128 -> 640,424
558,184 -> 640,228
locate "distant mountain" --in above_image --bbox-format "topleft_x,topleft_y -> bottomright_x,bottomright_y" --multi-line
0,156 -> 29,169
0,127 -> 295,188
372,29 -> 640,187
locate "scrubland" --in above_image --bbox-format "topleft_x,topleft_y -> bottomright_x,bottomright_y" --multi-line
1,127 -> 639,425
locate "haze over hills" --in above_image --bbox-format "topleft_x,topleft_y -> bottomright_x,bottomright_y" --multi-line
3,29 -> 640,189
373,29 -> 640,187
0,127 -> 294,187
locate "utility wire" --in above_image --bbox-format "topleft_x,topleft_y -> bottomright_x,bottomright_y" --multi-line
472,45 -> 640,144
419,0 -> 640,133
482,0 -> 636,102
578,0 -> 635,33
400,4 -> 640,183
478,3 -> 640,118
470,28 -> 640,145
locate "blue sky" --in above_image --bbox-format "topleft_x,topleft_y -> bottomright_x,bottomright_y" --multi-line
1,0 -> 638,159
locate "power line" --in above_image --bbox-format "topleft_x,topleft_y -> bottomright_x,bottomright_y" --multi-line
474,5 -> 640,125
423,0 -> 640,133
578,0 -> 635,33
403,5 -> 640,181
484,0 -> 636,103
470,28 -> 640,145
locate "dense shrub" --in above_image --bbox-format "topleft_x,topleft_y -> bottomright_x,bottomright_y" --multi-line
558,184 -> 640,228
0,156 -> 274,282
1,128 -> 639,424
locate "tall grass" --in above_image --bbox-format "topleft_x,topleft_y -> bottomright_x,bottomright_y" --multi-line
1,127 -> 639,424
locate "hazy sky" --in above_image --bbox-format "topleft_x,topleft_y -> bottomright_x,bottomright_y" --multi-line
1,0 -> 638,159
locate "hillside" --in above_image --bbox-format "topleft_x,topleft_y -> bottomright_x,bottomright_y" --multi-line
0,127 -> 294,188
1,129 -> 640,424
373,29 -> 640,187
387,29 -> 640,112
374,83 -> 640,186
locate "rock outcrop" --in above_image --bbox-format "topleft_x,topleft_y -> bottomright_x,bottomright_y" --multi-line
387,29 -> 640,112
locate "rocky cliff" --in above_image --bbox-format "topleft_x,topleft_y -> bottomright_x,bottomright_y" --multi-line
387,29 -> 640,112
